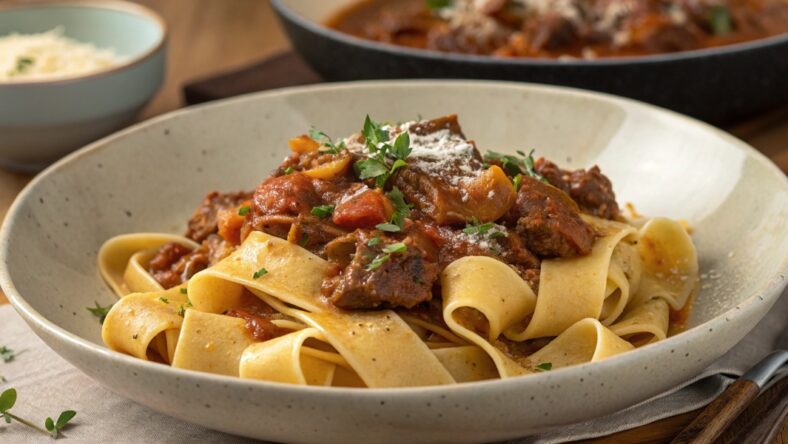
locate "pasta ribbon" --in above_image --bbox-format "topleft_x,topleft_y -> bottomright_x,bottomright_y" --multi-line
240,328 -> 336,386
102,285 -> 188,364
511,217 -> 636,340
635,218 -> 699,310
610,297 -> 670,346
98,233 -> 198,296
171,310 -> 255,377
441,256 -> 537,378
524,318 -> 634,370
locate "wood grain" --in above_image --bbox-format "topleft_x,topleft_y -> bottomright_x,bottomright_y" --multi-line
0,0 -> 786,442
719,378 -> 788,444
671,379 -> 760,444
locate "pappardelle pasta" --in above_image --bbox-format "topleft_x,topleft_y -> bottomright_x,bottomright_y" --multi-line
98,114 -> 698,388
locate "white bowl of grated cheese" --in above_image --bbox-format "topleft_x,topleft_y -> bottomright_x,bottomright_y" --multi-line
0,1 -> 166,172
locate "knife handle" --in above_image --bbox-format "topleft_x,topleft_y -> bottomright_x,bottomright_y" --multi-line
671,379 -> 760,444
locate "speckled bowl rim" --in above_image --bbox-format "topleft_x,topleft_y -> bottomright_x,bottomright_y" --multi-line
0,80 -> 786,399
0,0 -> 167,87
271,0 -> 788,67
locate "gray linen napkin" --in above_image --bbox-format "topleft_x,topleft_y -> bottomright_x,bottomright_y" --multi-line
1,291 -> 785,443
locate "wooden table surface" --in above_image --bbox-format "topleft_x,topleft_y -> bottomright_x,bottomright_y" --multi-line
0,1 -> 785,443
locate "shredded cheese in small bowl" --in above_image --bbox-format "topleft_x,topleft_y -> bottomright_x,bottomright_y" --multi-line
0,27 -> 124,82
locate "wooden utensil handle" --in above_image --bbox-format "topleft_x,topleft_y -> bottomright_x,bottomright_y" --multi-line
671,379 -> 760,444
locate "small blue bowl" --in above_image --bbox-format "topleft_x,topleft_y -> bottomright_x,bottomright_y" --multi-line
0,1 -> 167,172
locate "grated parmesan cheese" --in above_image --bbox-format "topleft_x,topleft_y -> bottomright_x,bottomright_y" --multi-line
0,27 -> 123,82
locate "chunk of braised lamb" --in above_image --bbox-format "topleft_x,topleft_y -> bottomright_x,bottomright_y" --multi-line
251,172 -> 319,219
148,242 -> 192,289
534,158 -> 620,219
148,235 -> 235,289
521,12 -> 579,52
390,116 -> 515,224
505,176 -> 594,258
325,231 -> 439,310
186,191 -> 253,243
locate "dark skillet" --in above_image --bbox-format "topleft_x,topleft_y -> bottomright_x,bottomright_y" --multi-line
271,0 -> 788,124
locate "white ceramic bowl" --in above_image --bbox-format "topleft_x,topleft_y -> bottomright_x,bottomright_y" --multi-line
1,81 -> 786,443
0,1 -> 166,172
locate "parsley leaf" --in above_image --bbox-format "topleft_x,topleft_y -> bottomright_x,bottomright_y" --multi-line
180,287 -> 188,294
386,187 -> 411,230
238,206 -> 251,216
367,237 -> 382,247
535,362 -> 553,372
13,57 -> 34,75
283,166 -> 294,175
366,254 -> 390,271
86,301 -> 114,324
362,115 -> 389,151
463,218 -> 507,240
45,410 -> 76,438
355,158 -> 388,180
513,173 -> 523,191
355,115 -> 411,188
391,131 -> 412,160
253,267 -> 269,279
426,0 -> 452,9
310,204 -> 335,219
0,346 -> 21,363
177,299 -> 193,317
709,5 -> 732,35
1,388 -> 76,438
375,223 -> 401,232
463,221 -> 494,235
382,242 -> 407,254
159,296 -> 169,304
484,149 -> 548,184
0,388 -> 15,411
308,127 -> 346,154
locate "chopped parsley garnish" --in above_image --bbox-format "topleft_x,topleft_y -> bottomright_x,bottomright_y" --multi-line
382,242 -> 407,254
535,362 -> 553,372
299,233 -> 310,247
253,267 -> 269,279
709,5 -> 732,35
366,243 -> 407,271
366,254 -> 391,271
1,388 -> 76,439
484,149 -> 548,184
513,173 -> 523,191
0,346 -> 20,363
86,301 -> 114,324
462,218 -> 506,240
387,187 -> 411,229
13,57 -> 34,75
311,204 -> 335,219
177,299 -> 193,317
284,166 -> 294,174
159,296 -> 169,304
180,287 -> 188,294
238,205 -> 251,216
375,187 -> 412,232
308,128 -> 346,155
367,237 -> 382,247
354,115 -> 411,188
426,0 -> 452,9
375,223 -> 401,232
463,219 -> 495,235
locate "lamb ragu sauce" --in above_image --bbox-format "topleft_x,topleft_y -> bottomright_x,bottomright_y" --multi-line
327,0 -> 788,59
146,115 -> 675,362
